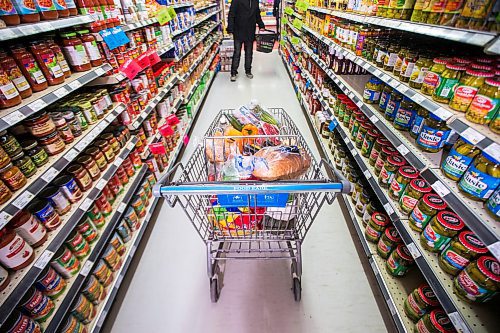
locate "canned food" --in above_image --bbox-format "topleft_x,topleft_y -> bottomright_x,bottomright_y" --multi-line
87,203 -> 106,228
110,232 -> 126,256
93,259 -> 114,287
95,192 -> 112,216
103,245 -> 122,272
61,315 -> 86,333
71,294 -> 95,324
36,266 -> 66,298
53,175 -> 83,203
117,222 -> 131,243
124,207 -> 140,231
76,217 -> 98,244
50,246 -> 81,278
27,200 -> 61,231
20,287 -> 55,322
65,230 -> 91,259
82,275 -> 106,304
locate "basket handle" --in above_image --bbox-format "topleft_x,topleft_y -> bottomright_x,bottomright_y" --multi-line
319,158 -> 353,201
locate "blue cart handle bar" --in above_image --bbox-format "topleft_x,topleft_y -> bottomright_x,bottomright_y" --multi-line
153,158 -> 352,197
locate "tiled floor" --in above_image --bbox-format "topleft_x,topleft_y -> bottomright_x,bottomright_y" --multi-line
104,51 -> 387,333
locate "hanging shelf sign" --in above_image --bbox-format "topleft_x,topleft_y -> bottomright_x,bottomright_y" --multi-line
284,7 -> 294,15
156,7 -> 172,25
293,18 -> 303,30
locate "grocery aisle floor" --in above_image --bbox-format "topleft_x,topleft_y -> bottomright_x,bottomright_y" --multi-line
104,51 -> 389,333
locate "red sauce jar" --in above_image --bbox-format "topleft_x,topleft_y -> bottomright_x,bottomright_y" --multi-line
9,210 -> 47,248
11,0 -> 40,23
29,42 -> 65,86
0,0 -> 20,25
11,46 -> 48,92
0,67 -> 21,109
45,38 -> 71,78
35,0 -> 59,20
75,155 -> 101,181
0,54 -> 32,99
64,0 -> 77,15
38,130 -> 66,156
53,0 -> 69,17
85,147 -> 107,170
77,29 -> 103,67
60,32 -> 91,72
20,287 -> 55,322
95,192 -> 112,216
95,139 -> 114,162
0,229 -> 35,270
67,162 -> 94,190
2,312 -> 42,333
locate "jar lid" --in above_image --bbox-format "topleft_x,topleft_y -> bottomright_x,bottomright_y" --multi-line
385,226 -> 401,242
433,58 -> 448,65
422,193 -> 447,210
485,78 -> 500,87
39,186 -> 59,199
435,211 -> 464,230
0,162 -> 13,173
409,178 -> 432,193
396,244 -> 413,261
481,151 -> 500,164
60,32 -> 78,38
475,57 -> 494,64
367,128 -> 380,137
452,57 -> 471,64
376,137 -> 390,145
388,155 -> 406,166
10,151 -> 24,161
458,231 -> 488,254
399,166 -> 418,179
465,68 -> 494,77
360,122 -> 373,130
371,212 -> 389,226
10,210 -> 32,228
21,140 -> 38,150
470,63 -> 493,71
382,145 -> 397,155
476,256 -> 500,283
446,63 -> 467,71
77,29 -> 91,34
417,284 -> 439,307
429,309 -> 456,333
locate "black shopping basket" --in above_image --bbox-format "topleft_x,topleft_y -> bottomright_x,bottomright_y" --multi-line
256,29 -> 277,53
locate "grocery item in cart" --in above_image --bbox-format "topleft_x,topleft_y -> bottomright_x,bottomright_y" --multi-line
252,146 -> 311,181
208,202 -> 266,236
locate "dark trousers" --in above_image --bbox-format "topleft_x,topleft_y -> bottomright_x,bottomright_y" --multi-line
231,39 -> 253,76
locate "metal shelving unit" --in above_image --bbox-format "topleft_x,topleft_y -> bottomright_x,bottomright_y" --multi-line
195,2 -> 218,12
177,22 -> 221,60
184,49 -> 219,102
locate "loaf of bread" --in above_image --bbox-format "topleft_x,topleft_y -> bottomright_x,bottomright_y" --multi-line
252,146 -> 311,181
205,133 -> 232,163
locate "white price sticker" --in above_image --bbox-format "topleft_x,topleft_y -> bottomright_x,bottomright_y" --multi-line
338,82 -> 345,89
383,202 -> 394,215
95,67 -> 105,76
80,260 -> 94,277
356,101 -> 363,108
106,112 -> 117,122
370,260 -> 378,275
373,69 -> 382,76
487,242 -> 500,262
398,85 -> 409,93
406,242 -> 422,259
68,80 -> 82,90
53,87 -> 69,98
0,29 -> 16,40
388,80 -> 399,89
351,149 -> 358,157
12,191 -> 34,209
133,121 -> 140,129
369,114 -> 379,123
34,250 -> 54,269
412,93 -> 425,103
348,92 -> 355,100
448,312 -> 470,333
461,127 -> 485,145
362,62 -> 370,70
41,167 -> 59,183
381,74 -> 391,81
386,300 -> 396,316
75,140 -> 88,152
127,142 -> 136,150
96,179 -> 107,190
116,73 -> 126,81
432,180 -> 450,197
19,25 -> 37,35
0,212 -> 13,230
363,169 -> 372,179
28,99 -> 48,112
37,22 -> 52,31
433,107 -> 451,120
129,245 -> 137,258
63,148 -> 79,162
114,157 -> 124,166
3,111 -> 26,125
117,202 -> 127,213
484,143 -> 500,163
396,144 -> 409,156
79,198 -> 93,212
115,274 -> 124,289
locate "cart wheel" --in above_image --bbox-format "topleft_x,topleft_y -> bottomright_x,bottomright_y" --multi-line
210,278 -> 219,303
292,278 -> 301,302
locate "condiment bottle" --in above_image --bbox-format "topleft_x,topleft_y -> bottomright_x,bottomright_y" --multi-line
29,41 -> 65,86
0,67 -> 21,109
10,46 -> 48,92
0,54 -> 32,99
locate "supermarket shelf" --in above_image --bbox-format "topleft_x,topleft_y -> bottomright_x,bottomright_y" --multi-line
122,18 -> 158,32
195,9 -> 221,26
0,135 -> 139,327
300,35 -> 500,262
292,11 -> 303,20
301,25 -> 500,160
88,72 -> 127,86
286,21 -> 301,36
0,103 -> 126,230
177,22 -> 221,60
157,42 -> 176,57
195,3 -> 218,12
184,49 -> 219,102
180,37 -> 220,81
0,64 -> 111,132
307,6 -> 497,50
0,15 -> 94,41
43,164 -> 148,332
129,75 -> 180,130
172,2 -> 193,8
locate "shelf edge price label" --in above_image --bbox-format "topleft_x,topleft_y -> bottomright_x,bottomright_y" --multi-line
41,167 -> 59,183
461,127 -> 485,145
406,242 -> 421,259
370,259 -> 378,276
34,250 -> 54,269
79,198 -> 93,212
431,180 -> 450,197
68,80 -> 82,90
28,99 -> 48,112
396,144 -> 409,156
80,260 -> 94,277
96,179 -> 107,190
12,191 -> 34,209
117,202 -> 127,213
448,312 -> 470,333
483,143 -> 500,163
386,299 -> 396,316
0,212 -> 13,230
129,245 -> 137,258
114,156 -> 124,166
363,169 -> 371,179
3,110 -> 26,125
486,241 -> 500,261
383,202 -> 394,215
96,311 -> 108,329
95,67 -> 106,76
369,114 -> 379,123
53,86 -> 69,98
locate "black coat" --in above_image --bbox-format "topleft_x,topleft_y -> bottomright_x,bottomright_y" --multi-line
227,0 -> 265,42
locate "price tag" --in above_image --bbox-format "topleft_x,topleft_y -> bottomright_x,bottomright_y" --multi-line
129,245 -> 137,258
41,167 -> 59,183
114,156 -> 124,166
53,87 -> 69,98
369,114 -> 379,123
79,198 -> 93,212
0,212 -> 13,230
398,85 -> 409,93
412,93 -> 425,103
348,92 -> 355,99
3,110 -> 26,125
19,25 -> 37,36
116,73 -> 126,81
373,69 -> 382,76
448,312 -> 470,333
63,148 -> 79,162
115,274 -> 124,289
28,99 -> 48,112
383,202 -> 394,215
0,29 -> 16,40
484,143 -> 500,163
356,101 -> 363,108
351,149 -> 358,157
338,82 -> 345,89
34,250 -> 54,269
406,242 -> 422,259
96,179 -> 107,190
68,80 -> 82,90
133,121 -> 140,129
80,260 -> 94,277
95,67 -> 105,76
127,141 -> 136,150
396,144 -> 409,156
386,300 -> 396,316
37,22 -> 52,31
370,260 -> 378,275
461,127 -> 485,145
487,242 -> 500,261
117,202 -> 127,213
106,113 -> 116,123
433,107 -> 452,120
387,80 -> 399,89
12,191 -> 34,209
75,140 -> 88,152
432,180 -> 450,197
362,62 -> 370,70
363,169 -> 372,179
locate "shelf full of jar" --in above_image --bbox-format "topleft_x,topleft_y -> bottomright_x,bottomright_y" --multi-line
183,48 -> 220,103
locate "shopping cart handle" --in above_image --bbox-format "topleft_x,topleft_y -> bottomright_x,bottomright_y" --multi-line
320,158 -> 353,194
152,162 -> 185,197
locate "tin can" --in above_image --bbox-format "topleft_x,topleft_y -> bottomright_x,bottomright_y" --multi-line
117,221 -> 132,243
39,186 -> 72,215
93,259 -> 114,287
71,295 -> 96,324
122,158 -> 135,177
95,192 -> 113,217
110,232 -> 126,256
129,150 -> 142,169
51,246 -> 81,278
27,200 -> 61,231
53,175 -> 83,203
136,188 -> 149,206
102,184 -> 115,204
82,275 -> 106,304
116,165 -> 129,185
87,203 -> 106,228
124,207 -> 140,231
131,196 -> 146,218
36,266 -> 67,298
103,245 -> 122,272
20,287 -> 55,322
65,230 -> 91,259
2,312 -> 42,333
61,315 -> 86,333
146,173 -> 156,187
142,181 -> 152,198
76,217 -> 99,244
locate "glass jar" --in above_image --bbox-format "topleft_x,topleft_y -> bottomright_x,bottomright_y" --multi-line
0,146 -> 10,170
21,140 -> 49,167
0,130 -> 22,157
355,122 -> 373,149
409,54 -> 432,90
414,310 -> 455,333
334,147 -> 346,170
9,210 -> 47,248
439,230 -> 488,276
375,41 -> 388,68
393,46 -> 407,75
421,211 -> 465,252
389,165 -> 419,200
343,103 -> 354,127
85,147 -> 107,171
399,49 -> 418,83
465,78 -> 500,125
378,155 -> 406,188
458,152 -> 500,201
453,256 -> 500,303
27,199 -> 61,231
393,97 -> 416,131
455,0 -> 497,30
351,179 -> 364,204
351,114 -> 365,141
432,63 -> 466,104
404,284 -> 439,323
39,131 -> 66,156
384,43 -> 401,71
441,137 -> 481,181
0,162 -> 27,191
409,106 -> 429,139
421,58 -> 448,96
361,128 -> 380,158
377,226 -> 401,259
0,54 -> 32,99
0,180 -> 12,204
12,152 -> 37,178
11,46 -> 48,92
369,137 -> 390,166
80,101 -> 98,125
75,155 -> 101,181
77,29 -> 103,67
45,38 -> 71,78
384,91 -> 403,121
24,112 -> 57,138
51,112 -> 75,144
39,186 -> 71,215
409,193 -> 447,231
415,114 -> 450,153
449,69 -> 493,112
0,67 -> 21,109
374,145 -> 397,176
60,32 -> 91,72
363,77 -> 383,104
379,85 -> 392,113
365,212 -> 390,243
399,179 -> 432,214
386,244 -> 414,277
486,187 -> 500,221
29,42 -> 65,86
355,189 -> 371,217
62,111 -> 82,137
95,140 -> 115,163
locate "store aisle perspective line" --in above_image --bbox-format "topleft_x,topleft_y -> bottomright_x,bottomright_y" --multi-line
104,52 -> 388,333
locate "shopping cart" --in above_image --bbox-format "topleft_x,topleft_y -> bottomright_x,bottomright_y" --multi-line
256,29 -> 277,53
153,108 -> 351,302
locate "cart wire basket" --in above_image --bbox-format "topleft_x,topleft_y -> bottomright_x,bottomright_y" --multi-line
153,108 -> 351,302
256,29 -> 277,53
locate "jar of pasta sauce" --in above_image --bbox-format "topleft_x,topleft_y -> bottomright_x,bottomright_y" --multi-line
9,211 -> 47,248
116,165 -> 129,185
0,229 -> 35,270
122,157 -> 135,177
51,112 -> 75,144
53,175 -> 83,202
50,246 -> 80,278
60,32 -> 91,72
21,140 -> 49,167
85,147 -> 107,171
2,312 -> 42,333
108,174 -> 123,196
19,287 -> 55,322
87,203 -> 106,228
39,131 -> 66,156
27,200 -> 61,231
0,54 -> 32,99
0,67 -> 21,109
76,155 -> 101,181
29,42 -> 65,86
45,38 -> 71,78
11,46 -> 48,92
76,217 -> 98,244
77,29 -> 103,67
40,186 -> 71,215
35,266 -> 67,298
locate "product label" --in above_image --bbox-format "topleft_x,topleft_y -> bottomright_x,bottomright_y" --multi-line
410,114 -> 425,137
452,84 -> 478,106
423,71 -> 440,89
63,45 -> 90,67
12,75 -> 30,92
394,55 -> 404,73
456,266 -> 497,302
467,94 -> 499,121
35,0 -> 56,12
422,223 -> 452,251
0,234 -> 33,269
20,58 -> 47,84
361,137 -> 374,156
0,0 -> 18,15
416,124 -> 450,149
386,252 -> 408,276
400,194 -> 419,212
390,179 -> 406,199
53,0 -> 67,10
54,53 -> 70,74
64,0 -> 76,8
441,244 -> 470,270
407,292 -> 426,317
84,41 -> 101,61
385,52 -> 398,68
394,107 -> 416,129
0,81 -> 19,101
379,166 -> 395,186
40,53 -> 64,79
23,289 -> 53,319
486,189 -> 500,217
458,164 -> 500,199
441,147 -> 473,179
14,216 -> 46,246
363,89 -> 381,102
365,224 -> 381,241
379,91 -> 390,111
410,204 -> 431,230
435,77 -> 459,99
410,65 -> 428,84
377,239 -> 392,256
385,98 -> 401,119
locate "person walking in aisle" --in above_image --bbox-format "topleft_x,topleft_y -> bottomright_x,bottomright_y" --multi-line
273,0 -> 280,35
227,0 -> 265,81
